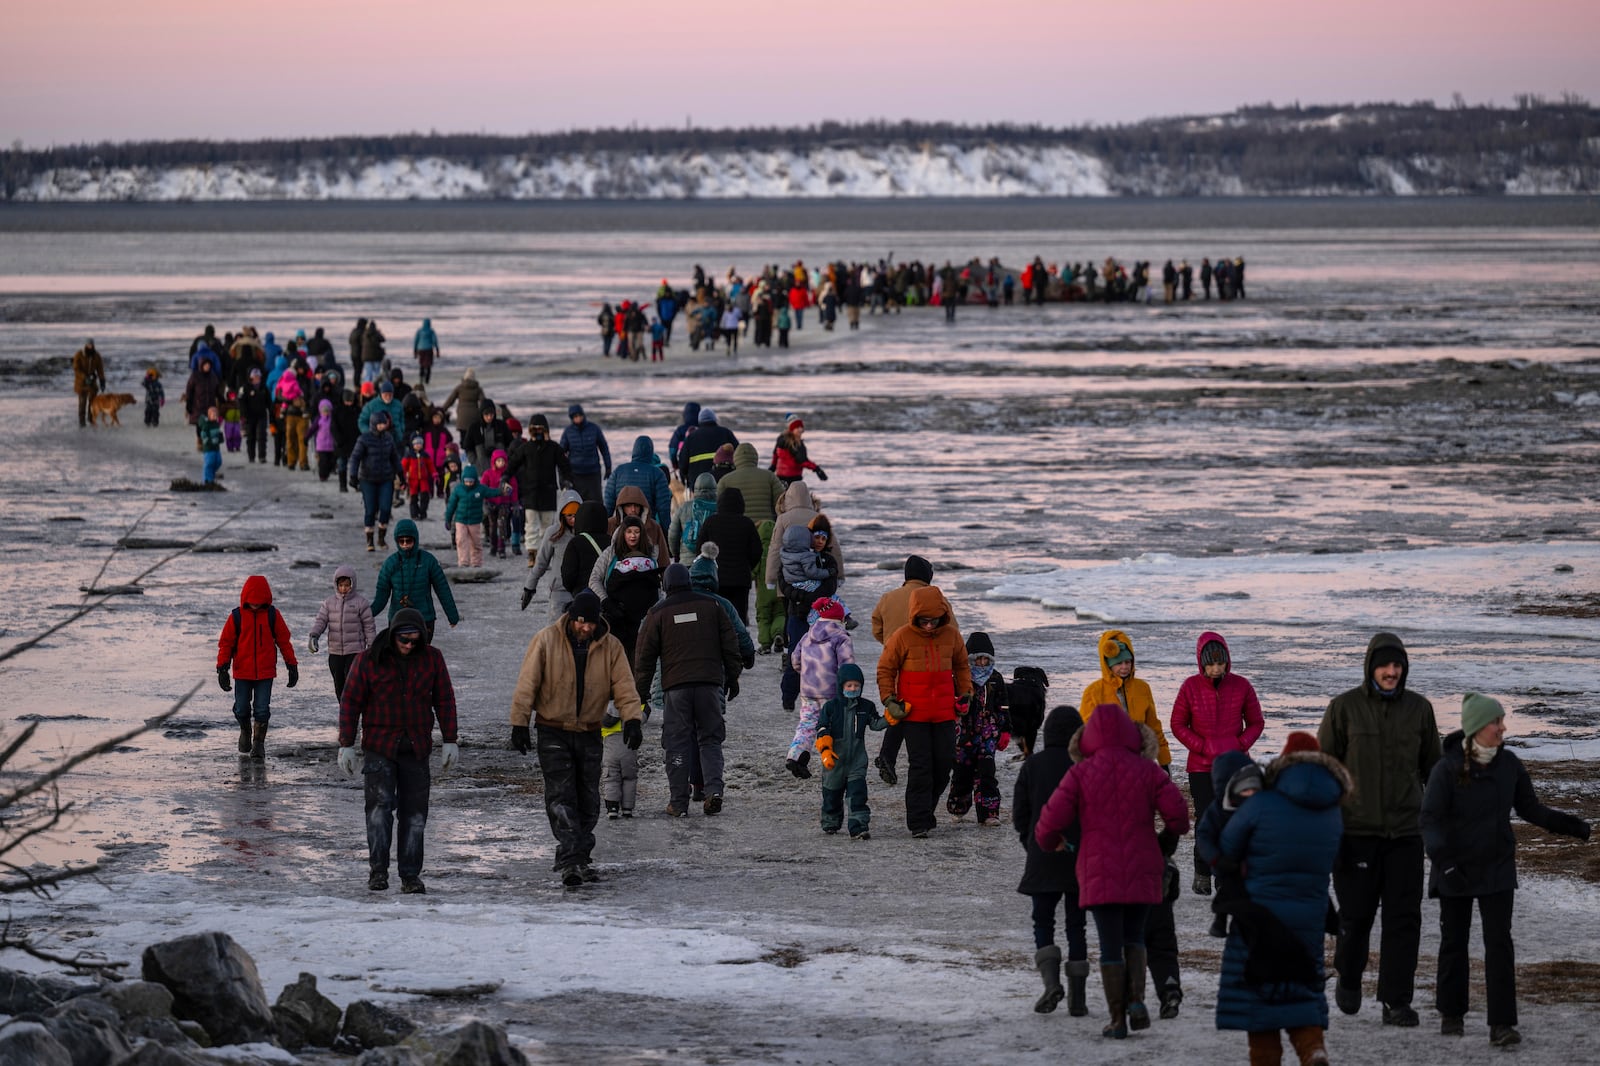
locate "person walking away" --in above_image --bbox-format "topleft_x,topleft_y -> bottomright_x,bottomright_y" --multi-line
719,442 -> 785,525
787,597 -> 854,778
666,402 -> 701,479
668,473 -> 718,564
332,387 -> 361,490
699,486 -> 762,625
870,556 -> 960,785
770,418 -> 827,487
142,367 -> 164,427
814,664 -> 886,839
753,518 -> 782,653
948,631 -> 1009,824
239,368 -> 270,462
560,404 -> 612,504
350,410 -> 403,550
1422,693 -> 1590,1048
719,305 -> 741,355
1014,706 -> 1090,1016
443,464 -> 507,568
72,339 -> 106,428
1170,631 -> 1264,894
1194,750 -> 1263,939
508,413 -> 573,560
216,575 -> 298,760
509,588 -> 642,886
1317,632 -> 1441,1026
437,368 -> 485,430
308,566 -> 375,700
1200,258 -> 1214,299
634,563 -> 743,817
522,489 -> 583,619
678,408 -> 738,489
336,608 -> 458,894
412,318 -> 439,385
360,319 -> 386,385
1214,735 -> 1351,1065
776,304 -> 791,348
876,585 -> 971,837
597,303 -> 616,356
1034,703 -> 1190,1040
198,405 -> 224,485
371,518 -> 461,640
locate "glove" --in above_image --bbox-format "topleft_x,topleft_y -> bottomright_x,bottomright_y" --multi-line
954,695 -> 971,716
308,634 -> 320,654
997,732 -> 1011,752
725,676 -> 740,701
440,743 -> 459,771
337,746 -> 358,776
816,735 -> 837,771
641,702 -> 652,723
1157,828 -> 1180,857
742,650 -> 756,670
813,465 -> 828,481
286,663 -> 298,688
217,667 -> 232,692
510,725 -> 531,754
882,698 -> 909,725
623,718 -> 643,751
520,588 -> 533,611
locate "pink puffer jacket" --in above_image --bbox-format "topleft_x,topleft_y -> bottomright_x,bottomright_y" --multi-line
1168,631 -> 1265,774
1035,703 -> 1190,908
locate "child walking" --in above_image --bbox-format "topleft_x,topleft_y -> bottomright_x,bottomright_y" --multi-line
199,405 -> 224,485
948,630 -> 1010,824
307,566 -> 377,700
142,366 -> 165,427
1014,706 -> 1090,1016
222,390 -> 243,452
814,664 -> 885,839
787,596 -> 854,778
601,700 -> 641,820
216,575 -> 298,760
1193,749 -> 1264,938
443,464 -> 506,568
404,435 -> 437,521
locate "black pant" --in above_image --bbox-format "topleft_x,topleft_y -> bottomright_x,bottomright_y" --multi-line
901,720 -> 956,833
1031,890 -> 1088,957
662,684 -> 726,808
1332,834 -> 1424,1007
718,582 -> 751,626
1146,894 -> 1182,1002
364,749 -> 430,879
779,613 -> 805,707
536,726 -> 603,870
328,653 -> 356,700
879,721 -> 905,770
1189,771 -> 1216,877
244,415 -> 268,462
1437,890 -> 1517,1026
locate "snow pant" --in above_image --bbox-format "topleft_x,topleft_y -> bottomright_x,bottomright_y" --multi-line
223,421 -> 242,451
948,738 -> 999,819
1332,833 -> 1424,1008
416,349 -> 435,385
1189,770 -> 1217,877
284,414 -> 308,469
1436,889 -> 1517,1027
756,583 -> 782,646
602,331 -> 615,356
364,746 -> 429,879
601,731 -> 638,812
662,684 -> 725,809
629,330 -> 644,360
570,471 -> 603,505
408,490 -> 432,521
821,773 -> 870,835
901,719 -> 956,834
524,508 -> 556,547
317,450 -> 337,482
846,305 -> 861,329
233,678 -> 272,724
1146,891 -> 1183,1003
787,697 -> 824,762
878,722 -> 905,773
145,402 -> 160,427
1031,889 -> 1089,958
1090,903 -> 1149,965
1247,1027 -> 1326,1066
328,653 -> 356,701
536,726 -> 603,870
718,582 -> 751,626
77,389 -> 94,427
454,522 -> 483,567
777,328 -> 789,348
202,450 -> 222,485
779,613 -> 806,707
359,479 -> 394,529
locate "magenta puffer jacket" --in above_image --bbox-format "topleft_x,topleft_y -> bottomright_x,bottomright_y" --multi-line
791,618 -> 855,702
1035,703 -> 1190,908
1168,631 -> 1265,774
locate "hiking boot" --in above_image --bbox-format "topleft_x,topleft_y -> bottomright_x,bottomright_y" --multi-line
606,801 -> 620,820
875,755 -> 898,786
376,526 -> 387,548
620,808 -> 633,819
560,867 -> 584,888
1489,1025 -> 1521,1047
1159,990 -> 1182,1020
579,864 -> 599,883
786,752 -> 812,779
250,721 -> 268,761
237,719 -> 252,754
368,871 -> 388,892
1033,945 -> 1065,1014
1335,982 -> 1362,1015
851,831 -> 870,841
1065,960 -> 1090,1017
1124,945 -> 1150,1031
782,701 -> 796,712
400,876 -> 426,894
1441,1016 -> 1465,1036
910,828 -> 930,839
1193,873 -> 1212,896
665,803 -> 687,818
366,530 -> 375,552
1382,1003 -> 1420,1028
1099,962 -> 1128,1039
823,826 -> 839,835
703,795 -> 723,816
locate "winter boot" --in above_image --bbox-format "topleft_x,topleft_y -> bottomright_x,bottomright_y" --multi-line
376,525 -> 387,548
1098,963 -> 1128,1039
338,469 -> 349,492
237,719 -> 252,754
606,801 -> 620,820
366,529 -> 375,552
1209,912 -> 1229,938
250,720 -> 268,761
1032,945 -> 1065,1014
1066,960 -> 1091,1017
1124,944 -> 1150,1031
786,751 -> 812,779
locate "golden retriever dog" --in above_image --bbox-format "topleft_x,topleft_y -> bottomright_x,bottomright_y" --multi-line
90,393 -> 137,426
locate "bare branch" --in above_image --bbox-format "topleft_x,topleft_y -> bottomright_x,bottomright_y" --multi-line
0,862 -> 103,898
0,934 -> 127,974
0,722 -> 40,771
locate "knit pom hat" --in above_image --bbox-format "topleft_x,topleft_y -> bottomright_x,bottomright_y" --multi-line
1100,635 -> 1133,667
788,417 -> 805,432
811,596 -> 845,622
1462,692 -> 1505,738
1281,731 -> 1320,757
689,543 -> 720,587
714,443 -> 735,464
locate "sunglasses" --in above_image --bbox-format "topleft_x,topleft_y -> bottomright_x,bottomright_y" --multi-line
393,633 -> 420,647
396,536 -> 416,545
914,616 -> 940,628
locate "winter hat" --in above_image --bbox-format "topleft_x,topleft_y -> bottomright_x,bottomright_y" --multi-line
462,464 -> 478,481
838,662 -> 864,696
360,381 -> 375,398
567,589 -> 602,624
714,444 -> 735,464
393,518 -> 420,544
1224,762 -> 1265,810
1281,731 -> 1321,757
249,367 -> 262,379
689,543 -> 720,587
371,410 -> 391,427
568,403 -> 584,418
965,631 -> 996,657
1101,635 -> 1133,668
904,555 -> 934,584
463,368 -> 476,380
1462,693 -> 1505,737
1200,640 -> 1228,667
378,380 -> 394,395
698,407 -> 716,424
410,434 -> 424,448
812,596 -> 845,622
788,417 -> 805,432
662,563 -> 692,592
1370,641 -> 1407,672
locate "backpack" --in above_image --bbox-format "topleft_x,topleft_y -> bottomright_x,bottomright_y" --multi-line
1008,666 -> 1049,737
681,499 -> 715,558
226,605 -> 280,657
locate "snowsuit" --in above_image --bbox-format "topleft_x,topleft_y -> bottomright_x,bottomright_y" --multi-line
1194,749 -> 1258,927
788,616 -> 855,763
308,565 -> 376,698
949,667 -> 1009,821
753,520 -> 782,647
814,664 -> 886,836
402,447 -> 437,520
142,373 -> 164,427
444,474 -> 508,567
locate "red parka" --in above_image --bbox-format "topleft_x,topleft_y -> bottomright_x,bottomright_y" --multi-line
216,575 -> 297,681
875,586 -> 971,723
1169,631 -> 1265,774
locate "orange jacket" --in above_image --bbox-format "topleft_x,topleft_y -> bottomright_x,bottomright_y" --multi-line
217,575 -> 297,680
1078,628 -> 1172,766
876,586 -> 971,723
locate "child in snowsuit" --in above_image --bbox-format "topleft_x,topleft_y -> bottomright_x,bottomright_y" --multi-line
216,574 -> 298,760
600,706 -> 641,820
222,390 -> 243,451
403,435 -> 437,521
1194,749 -> 1264,938
307,565 -> 377,700
198,406 -> 224,484
948,630 -> 1010,824
814,663 -> 886,839
443,464 -> 507,567
779,523 -> 835,595
481,448 -> 520,557
142,367 -> 165,427
422,409 -> 454,496
787,597 -> 855,779
1015,705 -> 1090,1016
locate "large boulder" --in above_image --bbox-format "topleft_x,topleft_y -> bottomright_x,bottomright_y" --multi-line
340,1000 -> 417,1050
272,972 -> 341,1050
0,1021 -> 73,1066
354,1050 -> 427,1066
0,968 -> 95,1015
406,1020 -> 529,1066
140,932 -> 276,1046
119,1044 -> 211,1066
42,995 -> 134,1066
94,980 -> 196,1050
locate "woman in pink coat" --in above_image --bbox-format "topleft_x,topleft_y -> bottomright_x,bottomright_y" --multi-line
1035,703 -> 1189,1040
1169,631 -> 1264,895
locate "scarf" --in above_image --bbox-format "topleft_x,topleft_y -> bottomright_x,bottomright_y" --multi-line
1470,741 -> 1499,766
970,662 -> 995,688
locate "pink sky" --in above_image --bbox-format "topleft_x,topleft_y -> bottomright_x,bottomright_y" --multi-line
4,0 -> 1598,146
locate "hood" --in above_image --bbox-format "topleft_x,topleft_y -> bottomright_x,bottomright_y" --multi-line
491,448 -> 509,467
319,399 -> 333,413
663,562 -> 692,592
1041,705 -> 1082,748
239,575 -> 273,607
732,442 -> 759,469
630,435 -> 655,463
838,662 -> 865,698
906,586 -> 952,629
1363,631 -> 1410,695
681,402 -> 701,426
422,318 -> 431,328
694,473 -> 717,500
1096,628 -> 1136,684
717,487 -> 746,517
333,564 -> 358,592
1267,751 -> 1352,811
1210,749 -> 1255,799
393,519 -> 420,556
778,481 -> 814,514
272,354 -> 288,372
1076,703 -> 1146,760
781,524 -> 815,552
615,484 -> 650,516
264,331 -> 275,344
555,487 -> 583,514
807,616 -> 845,642
375,606 -> 433,660
904,554 -> 934,584
1195,630 -> 1230,672
574,500 -> 611,538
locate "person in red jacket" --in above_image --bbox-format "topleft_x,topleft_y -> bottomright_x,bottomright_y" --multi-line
769,418 -> 827,488
216,575 -> 298,761
1168,631 -> 1264,895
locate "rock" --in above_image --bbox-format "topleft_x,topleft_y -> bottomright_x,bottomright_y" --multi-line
175,1020 -> 210,1047
0,1021 -> 73,1066
100,979 -> 175,1021
120,1044 -> 211,1066
169,478 -> 226,493
443,568 -> 496,583
44,995 -> 134,1065
405,1020 -> 528,1066
0,968 -> 96,1015
370,978 -> 503,998
141,932 -> 277,1046
191,542 -> 278,554
310,512 -> 336,520
48,516 -> 86,522
340,1000 -> 417,1049
1555,563 -> 1575,573
273,973 -> 341,1050
79,584 -> 144,595
355,1050 -> 427,1066
117,537 -> 195,550
289,560 -> 322,569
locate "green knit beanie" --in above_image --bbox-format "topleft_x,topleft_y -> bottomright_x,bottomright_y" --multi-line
1461,692 -> 1505,738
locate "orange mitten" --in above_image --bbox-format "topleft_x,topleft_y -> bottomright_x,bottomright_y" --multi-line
816,735 -> 837,771
883,698 -> 910,725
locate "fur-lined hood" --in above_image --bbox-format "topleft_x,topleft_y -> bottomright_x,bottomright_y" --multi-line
1265,749 -> 1353,809
1069,705 -> 1161,764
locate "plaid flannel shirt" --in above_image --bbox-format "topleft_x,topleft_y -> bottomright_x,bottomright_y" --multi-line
338,645 -> 458,759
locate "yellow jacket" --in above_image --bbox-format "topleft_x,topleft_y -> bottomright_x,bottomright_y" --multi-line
1078,628 -> 1172,766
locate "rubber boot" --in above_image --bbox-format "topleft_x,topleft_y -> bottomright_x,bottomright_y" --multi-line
237,719 -> 252,754
1033,945 -> 1064,1014
250,720 -> 268,761
1125,944 -> 1150,1031
366,529 -> 375,553
1099,963 -> 1128,1039
377,525 -> 387,548
1066,959 -> 1091,1017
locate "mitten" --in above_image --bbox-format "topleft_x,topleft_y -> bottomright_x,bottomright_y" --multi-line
813,465 -> 828,481
286,663 -> 298,688
440,743 -> 459,771
954,695 -> 970,716
510,725 -> 531,754
1157,828 -> 1180,857
816,735 -> 837,771
217,667 -> 232,692
623,719 -> 643,751
882,698 -> 909,725
997,732 -> 1010,752
520,588 -> 533,611
308,634 -> 320,654
725,676 -> 740,701
742,650 -> 756,670
337,746 -> 358,776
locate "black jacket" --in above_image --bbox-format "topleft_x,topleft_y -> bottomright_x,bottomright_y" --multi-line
560,502 -> 611,597
506,431 -> 572,511
1421,730 -> 1589,898
699,490 -> 762,588
239,381 -> 272,421
634,588 -> 741,694
678,421 -> 738,485
1013,706 -> 1085,895
333,401 -> 362,455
